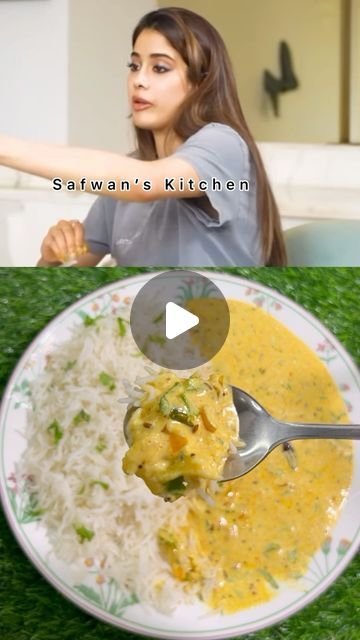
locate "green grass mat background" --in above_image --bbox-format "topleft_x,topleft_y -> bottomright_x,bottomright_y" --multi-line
0,267 -> 359,640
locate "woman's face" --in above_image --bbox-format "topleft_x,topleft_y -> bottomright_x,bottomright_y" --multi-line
128,29 -> 192,133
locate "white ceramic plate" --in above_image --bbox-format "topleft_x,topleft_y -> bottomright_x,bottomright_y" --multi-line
1,271 -> 359,639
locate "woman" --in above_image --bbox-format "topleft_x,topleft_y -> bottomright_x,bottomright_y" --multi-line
0,7 -> 286,266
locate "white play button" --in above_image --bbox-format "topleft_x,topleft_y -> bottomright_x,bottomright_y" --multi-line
130,270 -> 230,369
165,302 -> 199,340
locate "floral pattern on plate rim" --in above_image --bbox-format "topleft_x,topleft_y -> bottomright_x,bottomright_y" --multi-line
1,274 -> 359,637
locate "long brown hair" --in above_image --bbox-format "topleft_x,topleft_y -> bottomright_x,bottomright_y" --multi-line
132,7 -> 287,265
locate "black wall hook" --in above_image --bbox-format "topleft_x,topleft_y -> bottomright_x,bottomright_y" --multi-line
263,41 -> 299,117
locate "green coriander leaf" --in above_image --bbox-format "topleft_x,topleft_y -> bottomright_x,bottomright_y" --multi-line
95,436 -> 107,452
148,334 -> 166,346
64,360 -> 76,371
73,409 -> 91,426
83,314 -> 103,326
99,372 -> 116,391
47,420 -> 63,444
74,525 -> 95,543
90,480 -> 109,490
117,317 -> 127,337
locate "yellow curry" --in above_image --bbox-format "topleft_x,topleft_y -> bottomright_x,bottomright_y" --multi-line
122,371 -> 238,500
157,300 -> 353,612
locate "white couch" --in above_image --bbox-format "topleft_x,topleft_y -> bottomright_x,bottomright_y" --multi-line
0,173 -> 97,266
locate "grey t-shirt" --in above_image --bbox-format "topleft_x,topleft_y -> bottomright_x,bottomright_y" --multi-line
84,123 -> 262,266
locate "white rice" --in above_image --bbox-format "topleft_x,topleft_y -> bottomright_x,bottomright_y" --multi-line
21,314 -> 198,612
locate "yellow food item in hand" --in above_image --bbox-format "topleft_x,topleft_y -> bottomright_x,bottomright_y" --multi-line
122,371 -> 239,500
60,244 -> 88,263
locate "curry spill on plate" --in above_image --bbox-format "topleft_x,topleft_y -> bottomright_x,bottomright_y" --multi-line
21,299 -> 352,614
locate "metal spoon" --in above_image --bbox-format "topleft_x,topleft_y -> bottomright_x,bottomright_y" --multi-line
123,386 -> 360,482
221,386 -> 360,481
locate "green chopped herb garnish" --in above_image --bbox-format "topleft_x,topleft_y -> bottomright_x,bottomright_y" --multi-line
64,360 -> 76,372
264,543 -> 281,554
95,436 -> 107,452
258,568 -> 279,589
158,381 -> 199,426
159,382 -> 182,416
165,476 -> 186,493
169,407 -> 198,427
83,314 -> 103,327
47,420 -> 63,443
159,394 -> 171,416
73,409 -> 91,426
185,376 -> 205,391
158,529 -> 177,548
288,549 -> 298,562
205,519 -> 214,532
148,334 -> 166,346
282,442 -> 298,470
152,311 -> 165,324
181,393 -> 191,412
259,367 -> 266,374
90,480 -> 109,490
117,317 -> 127,337
180,392 -> 199,416
74,525 -> 95,543
99,372 -> 116,391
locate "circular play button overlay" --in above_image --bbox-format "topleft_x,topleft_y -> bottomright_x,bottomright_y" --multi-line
130,270 -> 230,370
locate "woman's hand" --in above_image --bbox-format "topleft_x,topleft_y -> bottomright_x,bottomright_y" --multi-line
39,219 -> 88,265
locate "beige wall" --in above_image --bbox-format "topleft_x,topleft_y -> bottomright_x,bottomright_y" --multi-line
157,0 -> 343,143
350,0 -> 360,142
0,0 -> 157,150
0,0 -> 68,142
68,0 -> 156,152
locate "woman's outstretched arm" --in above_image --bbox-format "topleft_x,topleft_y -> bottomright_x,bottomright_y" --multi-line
0,135 -> 201,202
